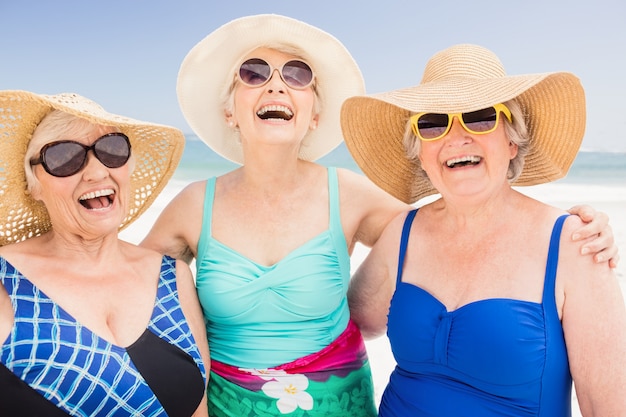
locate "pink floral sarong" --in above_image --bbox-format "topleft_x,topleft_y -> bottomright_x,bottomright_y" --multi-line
208,320 -> 377,416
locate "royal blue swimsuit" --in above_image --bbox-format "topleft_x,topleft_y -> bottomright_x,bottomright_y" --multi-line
0,255 -> 207,417
379,210 -> 572,416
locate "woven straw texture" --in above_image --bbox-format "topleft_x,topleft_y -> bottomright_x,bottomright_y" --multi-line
0,91 -> 184,246
340,44 -> 586,204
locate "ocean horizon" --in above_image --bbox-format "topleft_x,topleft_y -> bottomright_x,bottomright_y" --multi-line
173,135 -> 626,188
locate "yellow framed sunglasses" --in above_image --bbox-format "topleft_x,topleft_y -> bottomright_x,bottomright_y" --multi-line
410,103 -> 512,141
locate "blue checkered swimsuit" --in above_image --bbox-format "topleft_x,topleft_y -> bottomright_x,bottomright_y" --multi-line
0,255 -> 207,417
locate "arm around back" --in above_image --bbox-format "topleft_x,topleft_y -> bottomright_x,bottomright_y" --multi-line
348,211 -> 407,340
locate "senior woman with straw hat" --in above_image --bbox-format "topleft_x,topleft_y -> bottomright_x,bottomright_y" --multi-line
342,44 -> 626,416
0,90 -> 209,416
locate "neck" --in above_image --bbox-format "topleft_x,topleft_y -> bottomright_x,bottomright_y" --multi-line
435,185 -> 522,232
238,144 -> 308,190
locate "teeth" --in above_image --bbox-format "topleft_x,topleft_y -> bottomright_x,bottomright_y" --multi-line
79,189 -> 114,200
446,156 -> 481,167
257,105 -> 293,117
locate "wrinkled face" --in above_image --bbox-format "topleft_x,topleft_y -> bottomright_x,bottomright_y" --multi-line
30,126 -> 134,239
418,116 -> 518,199
226,47 -> 319,156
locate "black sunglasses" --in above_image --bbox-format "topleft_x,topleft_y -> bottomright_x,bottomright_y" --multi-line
30,133 -> 132,177
238,58 -> 314,90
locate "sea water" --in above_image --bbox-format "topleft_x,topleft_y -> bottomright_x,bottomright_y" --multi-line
173,135 -> 626,190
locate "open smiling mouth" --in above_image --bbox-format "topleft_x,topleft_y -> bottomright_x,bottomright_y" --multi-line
446,156 -> 482,168
79,189 -> 115,210
257,105 -> 294,121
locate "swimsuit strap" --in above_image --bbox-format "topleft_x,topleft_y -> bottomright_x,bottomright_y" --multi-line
327,167 -> 342,233
542,214 -> 570,311
396,209 -> 418,285
197,177 -> 217,264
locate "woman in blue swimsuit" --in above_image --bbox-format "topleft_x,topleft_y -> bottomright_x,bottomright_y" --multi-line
0,91 -> 210,416
341,44 -> 626,416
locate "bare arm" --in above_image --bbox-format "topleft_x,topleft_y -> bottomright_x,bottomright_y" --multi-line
176,260 -> 210,417
568,204 -> 619,267
348,212 -> 406,339
140,181 -> 206,264
560,216 -> 626,416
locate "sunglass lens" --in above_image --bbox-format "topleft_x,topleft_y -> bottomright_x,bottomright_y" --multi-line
94,134 -> 131,168
417,113 -> 450,140
282,60 -> 313,88
43,142 -> 87,177
239,58 -> 271,86
463,107 -> 498,132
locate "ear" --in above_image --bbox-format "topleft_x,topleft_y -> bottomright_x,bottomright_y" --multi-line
29,183 -> 42,201
309,113 -> 320,131
509,141 -> 518,159
224,110 -> 236,128
417,153 -> 427,173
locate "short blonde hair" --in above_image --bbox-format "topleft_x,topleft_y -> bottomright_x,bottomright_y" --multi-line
25,110 -> 131,195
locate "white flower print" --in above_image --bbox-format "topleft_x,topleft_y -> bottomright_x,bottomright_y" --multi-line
261,373 -> 314,414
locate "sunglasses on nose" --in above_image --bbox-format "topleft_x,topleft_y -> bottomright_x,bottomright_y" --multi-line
238,58 -> 315,90
410,103 -> 512,141
30,133 -> 132,177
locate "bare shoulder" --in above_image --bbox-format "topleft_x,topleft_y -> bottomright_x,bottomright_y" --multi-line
335,168 -> 409,247
336,167 -> 408,211
335,167 -> 380,193
559,213 -> 606,270
0,237 -> 40,264
120,240 -> 164,262
141,179 -> 208,260
175,180 -> 208,203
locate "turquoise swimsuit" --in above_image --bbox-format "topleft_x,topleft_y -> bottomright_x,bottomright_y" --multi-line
195,167 -> 352,368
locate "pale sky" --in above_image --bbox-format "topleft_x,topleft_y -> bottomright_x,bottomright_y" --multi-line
2,0 -> 625,152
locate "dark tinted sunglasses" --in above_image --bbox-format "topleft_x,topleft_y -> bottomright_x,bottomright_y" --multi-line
238,58 -> 314,90
410,103 -> 512,141
30,133 -> 131,177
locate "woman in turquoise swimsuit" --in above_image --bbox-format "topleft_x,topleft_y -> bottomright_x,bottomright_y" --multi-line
142,16 -> 618,416
0,90 -> 210,416
342,44 -> 626,416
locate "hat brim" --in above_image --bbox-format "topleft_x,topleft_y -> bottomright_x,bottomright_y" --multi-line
341,72 -> 586,203
176,14 -> 364,164
0,90 -> 184,246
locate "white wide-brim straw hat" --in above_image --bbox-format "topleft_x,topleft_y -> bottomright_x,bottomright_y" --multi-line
0,90 -> 185,246
341,44 -> 586,204
177,14 -> 365,164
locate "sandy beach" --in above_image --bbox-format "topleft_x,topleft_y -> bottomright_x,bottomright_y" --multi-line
120,179 -> 626,416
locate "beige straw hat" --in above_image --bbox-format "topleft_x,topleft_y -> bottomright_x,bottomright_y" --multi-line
0,90 -> 185,246
177,14 -> 364,164
341,44 -> 586,204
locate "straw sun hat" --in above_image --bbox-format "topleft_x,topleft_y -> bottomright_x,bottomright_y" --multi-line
177,14 -> 365,164
0,90 -> 185,246
340,44 -> 586,204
